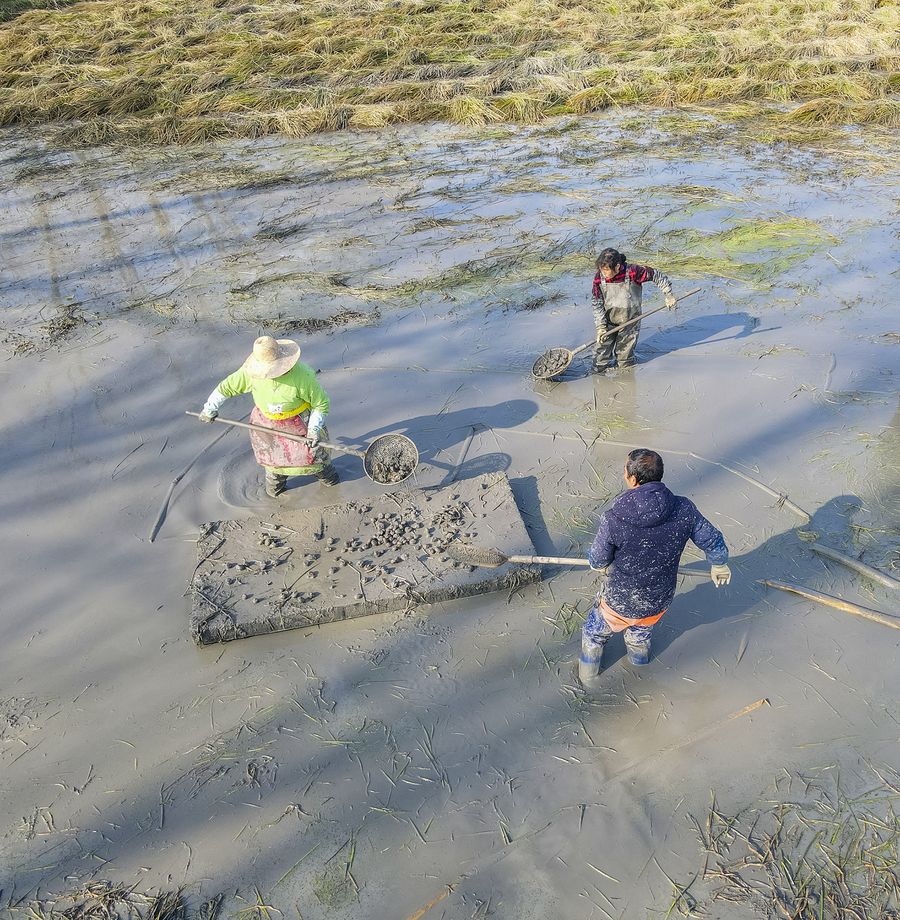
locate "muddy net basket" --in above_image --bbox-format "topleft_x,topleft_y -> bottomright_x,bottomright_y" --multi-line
364,434 -> 419,485
447,543 -> 507,568
532,348 -> 573,380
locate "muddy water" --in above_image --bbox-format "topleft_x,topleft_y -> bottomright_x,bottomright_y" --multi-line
0,114 -> 898,919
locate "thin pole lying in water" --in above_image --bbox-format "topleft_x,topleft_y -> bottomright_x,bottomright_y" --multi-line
810,543 -> 900,591
763,580 -> 900,631
149,413 -> 247,543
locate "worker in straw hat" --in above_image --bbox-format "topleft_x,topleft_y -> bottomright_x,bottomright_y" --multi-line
197,336 -> 338,497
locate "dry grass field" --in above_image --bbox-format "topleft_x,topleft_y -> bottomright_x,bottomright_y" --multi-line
0,0 -> 897,143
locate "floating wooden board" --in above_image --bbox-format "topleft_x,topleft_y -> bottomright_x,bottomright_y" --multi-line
190,472 -> 540,644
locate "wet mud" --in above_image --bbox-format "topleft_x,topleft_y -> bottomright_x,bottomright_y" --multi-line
0,113 -> 898,920
532,347 -> 574,379
192,472 -> 539,643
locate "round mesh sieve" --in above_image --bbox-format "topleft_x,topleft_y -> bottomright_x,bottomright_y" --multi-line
364,434 -> 419,484
532,347 -> 573,379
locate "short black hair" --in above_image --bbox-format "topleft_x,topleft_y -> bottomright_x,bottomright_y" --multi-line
626,448 -> 664,484
596,248 -> 626,272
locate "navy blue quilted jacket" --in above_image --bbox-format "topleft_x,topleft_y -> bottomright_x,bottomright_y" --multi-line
588,482 -> 728,617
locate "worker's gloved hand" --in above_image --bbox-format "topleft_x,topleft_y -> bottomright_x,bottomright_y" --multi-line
710,563 -> 732,587
199,410 -> 217,423
665,293 -> 677,310
307,428 -> 321,449
589,563 -> 609,596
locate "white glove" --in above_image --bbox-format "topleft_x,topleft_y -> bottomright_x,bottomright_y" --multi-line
665,293 -> 677,309
710,564 -> 731,587
199,409 -> 217,423
307,428 -> 321,449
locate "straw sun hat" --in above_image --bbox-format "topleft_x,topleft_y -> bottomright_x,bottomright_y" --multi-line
242,336 -> 301,379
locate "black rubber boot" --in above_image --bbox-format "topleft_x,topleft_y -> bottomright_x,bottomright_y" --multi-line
316,463 -> 339,487
265,471 -> 287,498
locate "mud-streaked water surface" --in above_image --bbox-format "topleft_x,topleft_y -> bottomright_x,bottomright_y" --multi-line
0,113 -> 898,918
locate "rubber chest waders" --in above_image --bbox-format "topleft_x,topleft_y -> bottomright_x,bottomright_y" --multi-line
593,273 -> 644,371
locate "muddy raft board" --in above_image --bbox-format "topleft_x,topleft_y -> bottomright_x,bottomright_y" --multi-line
190,472 -> 540,644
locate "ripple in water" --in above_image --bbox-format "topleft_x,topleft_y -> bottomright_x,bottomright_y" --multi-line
217,446 -> 267,509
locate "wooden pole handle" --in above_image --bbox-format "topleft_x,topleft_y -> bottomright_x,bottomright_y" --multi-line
550,288 -> 702,358
507,554 -> 593,566
185,412 -> 365,459
507,554 -> 708,577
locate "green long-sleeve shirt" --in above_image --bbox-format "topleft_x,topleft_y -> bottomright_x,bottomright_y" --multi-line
216,362 -> 329,420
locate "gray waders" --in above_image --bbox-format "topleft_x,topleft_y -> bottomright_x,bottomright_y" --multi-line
592,275 -> 643,373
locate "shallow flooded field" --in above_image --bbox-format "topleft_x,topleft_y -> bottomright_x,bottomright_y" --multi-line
0,113 -> 898,918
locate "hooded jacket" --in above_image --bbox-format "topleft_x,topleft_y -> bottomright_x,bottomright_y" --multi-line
588,482 -> 728,617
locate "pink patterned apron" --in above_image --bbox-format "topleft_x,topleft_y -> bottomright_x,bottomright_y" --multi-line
248,407 -> 325,474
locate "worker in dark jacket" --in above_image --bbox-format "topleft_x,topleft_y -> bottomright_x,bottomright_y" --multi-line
579,449 -> 731,687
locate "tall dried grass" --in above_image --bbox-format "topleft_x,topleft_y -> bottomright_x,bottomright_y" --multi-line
0,0 -> 897,142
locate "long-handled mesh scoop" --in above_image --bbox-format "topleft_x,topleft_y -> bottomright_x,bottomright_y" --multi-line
448,542 -> 708,577
532,287 -> 701,380
185,412 -> 418,484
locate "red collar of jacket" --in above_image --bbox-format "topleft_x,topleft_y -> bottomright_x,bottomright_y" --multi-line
592,264 -> 653,299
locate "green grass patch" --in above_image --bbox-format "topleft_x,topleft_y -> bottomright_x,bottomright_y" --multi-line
311,868 -> 354,909
652,218 -> 836,288
232,215 -> 833,310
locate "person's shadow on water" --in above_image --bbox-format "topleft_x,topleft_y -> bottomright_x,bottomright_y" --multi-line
353,399 -> 538,464
595,494 -> 864,668
324,400 -> 537,483
637,312 -> 774,364
530,313 -> 771,382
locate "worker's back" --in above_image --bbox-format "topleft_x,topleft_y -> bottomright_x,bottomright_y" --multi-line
588,482 -> 727,617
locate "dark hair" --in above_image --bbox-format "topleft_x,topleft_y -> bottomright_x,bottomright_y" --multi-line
596,248 -> 626,272
626,448 -> 664,484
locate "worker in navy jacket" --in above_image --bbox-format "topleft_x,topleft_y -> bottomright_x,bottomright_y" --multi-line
579,449 -> 731,686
